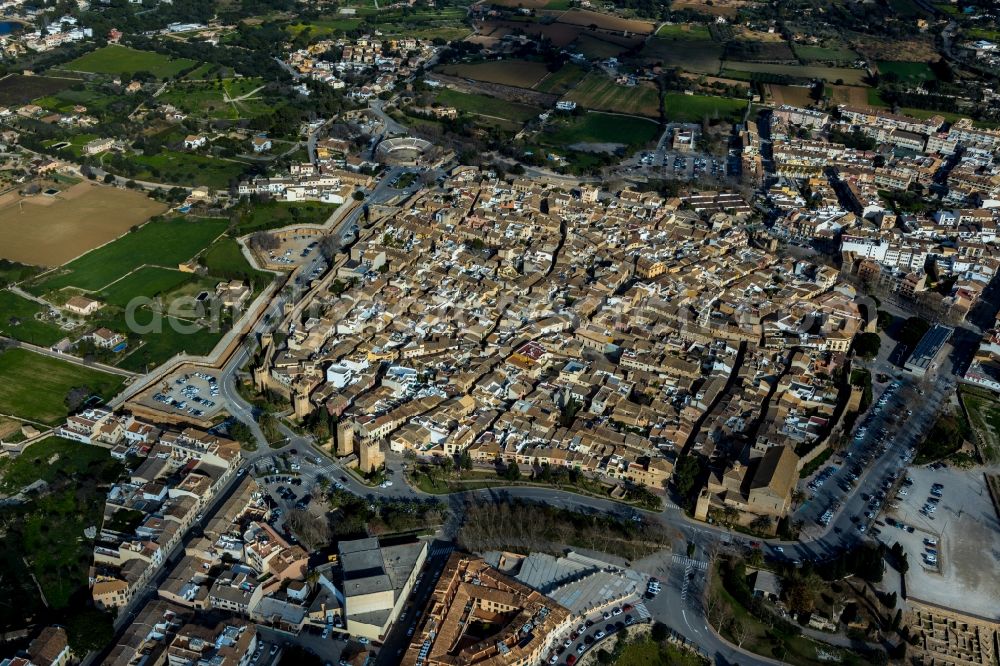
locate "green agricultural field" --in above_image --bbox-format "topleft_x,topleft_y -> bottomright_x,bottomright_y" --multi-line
544,111 -> 659,149
0,348 -> 124,424
182,63 -> 237,80
0,74 -> 75,106
438,60 -> 550,88
0,290 -> 67,346
877,60 -> 936,83
534,64 -> 587,94
231,201 -> 338,235
33,217 -> 228,294
793,43 -> 858,63
287,17 -> 364,38
98,267 -> 197,307
563,72 -> 661,118
433,88 -> 543,123
640,39 -> 724,74
722,60 -> 867,84
63,45 -> 197,78
663,92 -> 746,123
655,23 -> 712,40
573,34 -> 631,59
128,150 -> 250,189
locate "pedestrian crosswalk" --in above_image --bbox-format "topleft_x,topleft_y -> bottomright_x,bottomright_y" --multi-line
634,603 -> 651,620
671,554 -> 708,571
429,544 -> 454,557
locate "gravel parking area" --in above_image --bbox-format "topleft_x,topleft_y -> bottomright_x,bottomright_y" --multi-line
877,465 -> 1000,619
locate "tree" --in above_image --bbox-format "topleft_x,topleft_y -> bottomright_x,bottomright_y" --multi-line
459,450 -> 473,471
64,385 -> 92,413
853,332 -> 881,360
66,608 -> 114,655
229,421 -> 253,444
730,618 -> 753,647
673,455 -> 702,500
785,575 -> 819,614
650,621 -> 669,642
285,509 -> 332,550
750,514 -> 772,534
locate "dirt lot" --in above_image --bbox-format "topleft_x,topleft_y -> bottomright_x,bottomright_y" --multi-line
852,37 -> 939,63
670,0 -> 748,17
472,19 -> 582,47
765,84 -> 815,107
0,182 -> 167,267
877,465 -> 1000,620
555,9 -> 654,34
438,60 -> 550,88
827,85 -> 870,107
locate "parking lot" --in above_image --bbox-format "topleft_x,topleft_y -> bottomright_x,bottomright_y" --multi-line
265,235 -> 323,268
135,368 -> 223,421
251,451 -> 330,533
544,601 -> 650,666
797,378 -> 920,536
876,464 -> 1000,619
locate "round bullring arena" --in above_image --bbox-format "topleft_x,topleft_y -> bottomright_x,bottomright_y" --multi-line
375,136 -> 434,166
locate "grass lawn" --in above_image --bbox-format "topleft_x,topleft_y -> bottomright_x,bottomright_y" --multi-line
433,88 -> 542,123
564,72 -> 662,118
231,201 -> 337,235
0,436 -> 117,492
157,77 -> 275,121
0,436 -> 121,617
877,60 -> 936,83
200,238 -> 272,284
0,290 -> 68,346
959,386 -> 1000,462
98,267 -> 198,307
63,45 -> 197,78
615,638 -> 707,666
113,315 -> 224,372
966,27 -> 1000,41
0,259 -> 40,286
663,92 -> 746,123
34,217 -> 228,294
546,111 -> 660,148
128,150 -> 250,189
710,565 -> 843,666
0,348 -> 124,424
